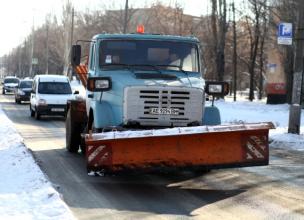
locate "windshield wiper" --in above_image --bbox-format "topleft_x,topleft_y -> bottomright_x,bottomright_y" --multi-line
129,64 -> 162,74
155,64 -> 188,74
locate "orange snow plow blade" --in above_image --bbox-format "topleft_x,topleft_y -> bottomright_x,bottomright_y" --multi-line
85,122 -> 275,173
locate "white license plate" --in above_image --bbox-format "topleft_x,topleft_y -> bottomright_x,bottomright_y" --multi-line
51,108 -> 65,112
150,108 -> 179,115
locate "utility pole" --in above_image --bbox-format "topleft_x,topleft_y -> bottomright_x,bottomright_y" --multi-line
70,7 -> 74,52
46,20 -> 49,75
29,17 -> 34,77
288,0 -> 304,134
68,7 -> 74,78
18,46 -> 22,78
123,0 -> 129,34
232,2 -> 237,101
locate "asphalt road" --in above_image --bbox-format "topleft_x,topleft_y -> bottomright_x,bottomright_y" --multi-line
1,93 -> 304,220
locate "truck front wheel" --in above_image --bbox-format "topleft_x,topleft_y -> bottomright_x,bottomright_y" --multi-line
66,109 -> 81,153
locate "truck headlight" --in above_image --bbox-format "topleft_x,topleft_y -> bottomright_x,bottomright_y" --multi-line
208,85 -> 223,93
205,81 -> 229,97
87,77 -> 112,92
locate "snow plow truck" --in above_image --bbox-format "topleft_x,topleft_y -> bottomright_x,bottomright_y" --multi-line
66,28 -> 274,173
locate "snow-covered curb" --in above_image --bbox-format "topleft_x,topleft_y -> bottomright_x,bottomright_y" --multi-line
0,106 -> 74,219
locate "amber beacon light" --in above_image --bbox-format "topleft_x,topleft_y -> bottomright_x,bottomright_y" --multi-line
137,25 -> 145,34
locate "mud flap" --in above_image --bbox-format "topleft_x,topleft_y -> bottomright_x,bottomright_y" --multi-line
203,106 -> 221,125
85,122 -> 274,173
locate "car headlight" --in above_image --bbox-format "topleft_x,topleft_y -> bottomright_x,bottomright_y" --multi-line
18,90 -> 25,95
38,99 -> 47,106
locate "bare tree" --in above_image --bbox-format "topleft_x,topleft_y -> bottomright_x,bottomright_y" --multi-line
242,0 -> 268,101
211,0 -> 228,81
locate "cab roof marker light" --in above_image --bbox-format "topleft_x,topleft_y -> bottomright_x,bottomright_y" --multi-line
137,25 -> 145,34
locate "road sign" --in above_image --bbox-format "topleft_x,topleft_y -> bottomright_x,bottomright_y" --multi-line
267,63 -> 277,73
278,22 -> 293,45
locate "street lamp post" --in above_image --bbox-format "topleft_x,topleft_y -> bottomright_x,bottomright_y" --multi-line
288,0 -> 304,134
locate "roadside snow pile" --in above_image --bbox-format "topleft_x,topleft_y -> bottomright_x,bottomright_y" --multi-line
0,108 -> 74,219
215,100 -> 304,151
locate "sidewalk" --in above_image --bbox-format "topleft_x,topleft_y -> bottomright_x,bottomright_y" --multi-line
0,105 -> 74,220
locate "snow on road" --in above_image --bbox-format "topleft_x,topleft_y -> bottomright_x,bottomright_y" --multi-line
0,108 -> 75,220
216,99 -> 304,151
0,98 -> 303,219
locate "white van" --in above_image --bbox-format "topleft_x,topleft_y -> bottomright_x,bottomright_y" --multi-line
30,75 -> 75,120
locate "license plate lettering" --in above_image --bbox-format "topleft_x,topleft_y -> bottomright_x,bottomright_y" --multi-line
51,108 -> 65,112
150,108 -> 179,115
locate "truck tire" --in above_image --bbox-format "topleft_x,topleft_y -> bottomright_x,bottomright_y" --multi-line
66,109 -> 81,153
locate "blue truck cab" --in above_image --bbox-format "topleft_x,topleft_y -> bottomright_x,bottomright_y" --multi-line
66,32 -> 228,152
85,33 -> 208,130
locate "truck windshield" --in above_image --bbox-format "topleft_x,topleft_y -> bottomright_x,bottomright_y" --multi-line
99,40 -> 199,72
38,82 -> 72,94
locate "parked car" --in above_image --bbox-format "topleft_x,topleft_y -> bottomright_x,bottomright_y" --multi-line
2,76 -> 19,94
30,75 -> 74,120
15,79 -> 33,104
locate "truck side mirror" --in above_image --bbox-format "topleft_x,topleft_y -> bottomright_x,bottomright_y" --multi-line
71,45 -> 81,66
205,81 -> 229,97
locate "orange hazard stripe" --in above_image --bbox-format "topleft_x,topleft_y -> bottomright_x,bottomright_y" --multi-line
76,65 -> 88,74
74,65 -> 88,87
87,145 -> 112,167
243,133 -> 269,161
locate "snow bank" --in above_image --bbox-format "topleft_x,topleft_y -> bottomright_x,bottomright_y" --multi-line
215,100 -> 304,151
0,107 -> 74,220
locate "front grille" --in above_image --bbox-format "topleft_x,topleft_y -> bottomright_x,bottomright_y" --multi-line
24,91 -> 31,96
124,86 -> 203,127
